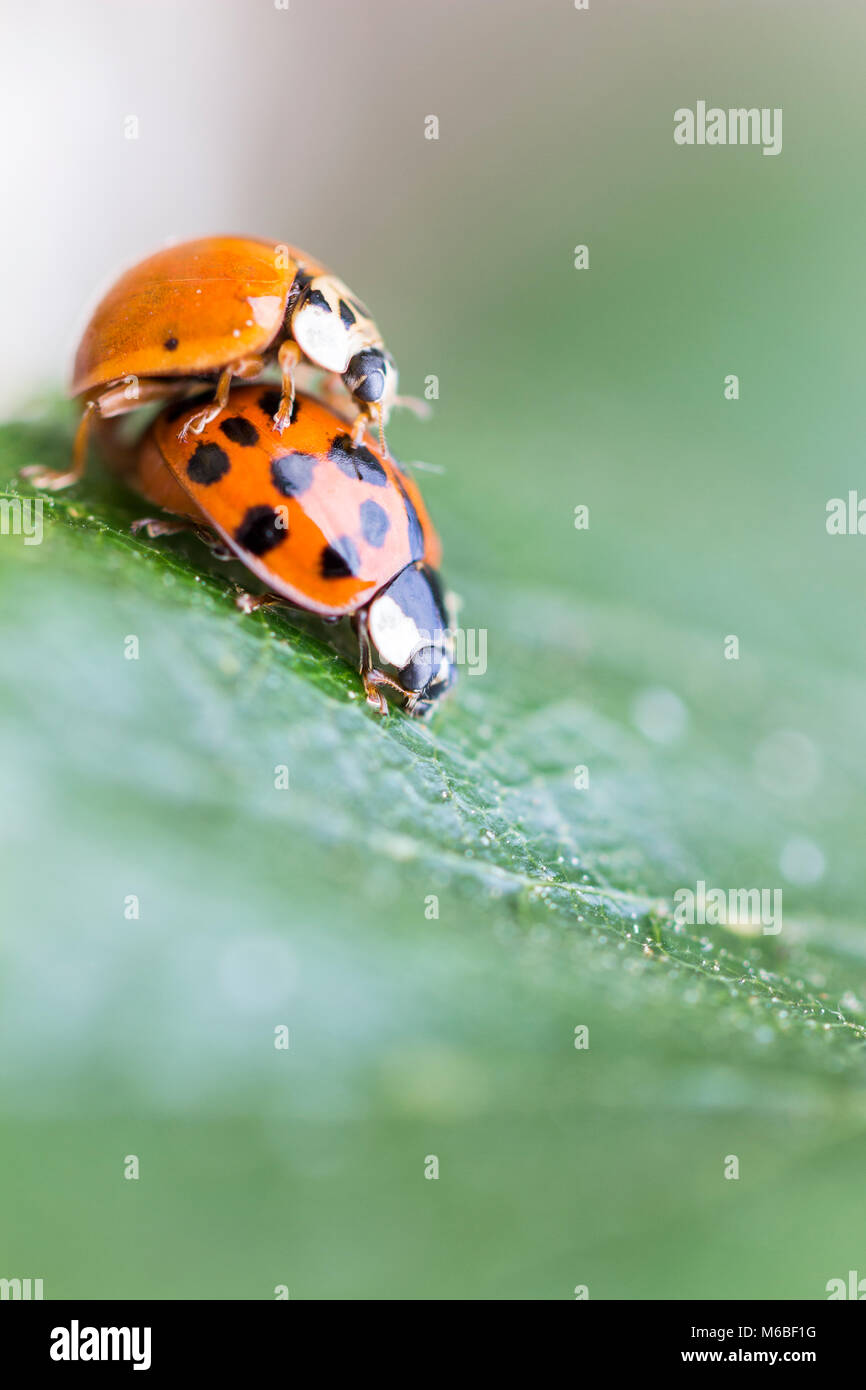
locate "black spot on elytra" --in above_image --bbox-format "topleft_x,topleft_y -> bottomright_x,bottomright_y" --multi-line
328,434 -> 386,487
360,498 -> 390,548
258,388 -> 298,425
306,288 -> 331,312
321,536 -> 360,579
235,505 -> 287,556
339,298 -> 356,329
271,452 -> 316,497
163,335 -> 179,351
258,388 -> 281,418
187,442 -> 230,485
220,416 -> 259,447
394,474 -> 425,560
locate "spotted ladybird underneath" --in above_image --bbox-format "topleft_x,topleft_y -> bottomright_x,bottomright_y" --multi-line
128,384 -> 455,716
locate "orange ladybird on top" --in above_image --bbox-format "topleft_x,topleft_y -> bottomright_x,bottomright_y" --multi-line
24,235 -> 402,491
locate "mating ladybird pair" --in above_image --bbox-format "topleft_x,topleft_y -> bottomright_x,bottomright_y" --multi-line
24,236 -> 455,717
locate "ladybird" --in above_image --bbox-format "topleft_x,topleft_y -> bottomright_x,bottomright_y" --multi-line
108,383 -> 456,717
24,236 -> 403,491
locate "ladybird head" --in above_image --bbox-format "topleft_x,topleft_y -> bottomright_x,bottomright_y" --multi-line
342,346 -> 398,421
400,639 -> 456,717
367,563 -> 456,718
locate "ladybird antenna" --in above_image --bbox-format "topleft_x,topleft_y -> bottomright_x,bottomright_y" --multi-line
369,669 -> 412,699
405,458 -> 446,476
379,672 -> 409,695
377,410 -> 388,458
394,394 -> 432,421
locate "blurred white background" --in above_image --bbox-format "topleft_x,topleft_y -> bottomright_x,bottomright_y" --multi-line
0,0 -> 595,413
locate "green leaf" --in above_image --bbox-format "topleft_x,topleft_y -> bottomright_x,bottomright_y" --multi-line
1,405 -> 864,1300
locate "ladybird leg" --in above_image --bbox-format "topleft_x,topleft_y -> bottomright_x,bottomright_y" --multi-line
355,610 -> 387,714
129,517 -> 232,557
292,368 -> 353,419
130,516 -> 195,540
176,357 -> 265,441
234,591 -> 286,615
199,532 -> 235,560
20,398 -> 99,491
22,379 -> 192,491
351,404 -> 388,457
351,410 -> 369,446
361,665 -> 420,716
177,366 -> 235,442
362,677 -> 389,715
273,340 -> 303,432
230,355 -> 265,382
354,610 -> 397,715
294,368 -> 349,415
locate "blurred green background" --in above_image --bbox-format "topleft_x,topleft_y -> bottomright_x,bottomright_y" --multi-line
2,0 -> 866,1299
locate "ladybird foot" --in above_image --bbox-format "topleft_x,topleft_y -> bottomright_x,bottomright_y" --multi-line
362,678 -> 389,716
351,414 -> 366,446
235,590 -> 281,615
201,536 -> 233,561
130,516 -> 191,539
20,464 -> 82,491
131,518 -> 233,561
270,398 -> 295,434
178,405 -> 222,441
